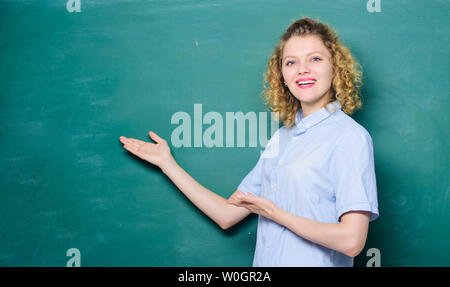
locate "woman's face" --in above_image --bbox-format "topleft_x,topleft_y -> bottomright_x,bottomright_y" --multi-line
281,35 -> 334,116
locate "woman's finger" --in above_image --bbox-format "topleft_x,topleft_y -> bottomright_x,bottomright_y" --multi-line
127,139 -> 151,154
123,144 -> 137,153
229,195 -> 253,207
237,193 -> 254,203
123,144 -> 144,159
120,136 -> 134,146
228,200 -> 239,207
228,199 -> 249,208
228,194 -> 243,204
122,137 -> 144,149
227,196 -> 240,205
127,137 -> 143,145
123,144 -> 135,154
149,131 -> 164,144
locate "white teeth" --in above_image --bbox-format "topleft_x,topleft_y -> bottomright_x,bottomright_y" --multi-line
296,80 -> 316,85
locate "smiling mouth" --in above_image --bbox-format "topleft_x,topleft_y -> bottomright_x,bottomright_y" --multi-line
296,80 -> 316,88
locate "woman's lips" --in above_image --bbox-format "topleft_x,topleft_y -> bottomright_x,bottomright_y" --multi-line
297,82 -> 316,89
295,78 -> 317,89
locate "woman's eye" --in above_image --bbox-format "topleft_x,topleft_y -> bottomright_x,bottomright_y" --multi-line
312,57 -> 321,62
286,61 -> 295,66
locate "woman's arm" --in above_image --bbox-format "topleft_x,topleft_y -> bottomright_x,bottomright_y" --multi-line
160,159 -> 251,229
228,191 -> 370,257
120,131 -> 250,230
275,209 -> 370,258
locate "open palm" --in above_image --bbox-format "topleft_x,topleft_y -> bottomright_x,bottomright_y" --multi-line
119,131 -> 173,168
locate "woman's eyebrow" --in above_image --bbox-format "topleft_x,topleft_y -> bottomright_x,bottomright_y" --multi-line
283,51 -> 327,60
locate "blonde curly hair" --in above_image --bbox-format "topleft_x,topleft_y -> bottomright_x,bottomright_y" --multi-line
262,17 -> 363,128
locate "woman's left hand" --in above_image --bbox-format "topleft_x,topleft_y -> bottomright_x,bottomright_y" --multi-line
227,190 -> 280,221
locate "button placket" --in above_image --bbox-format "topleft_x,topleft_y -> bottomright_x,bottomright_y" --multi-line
270,171 -> 277,193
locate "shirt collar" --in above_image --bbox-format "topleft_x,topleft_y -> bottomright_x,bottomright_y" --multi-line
293,100 -> 341,135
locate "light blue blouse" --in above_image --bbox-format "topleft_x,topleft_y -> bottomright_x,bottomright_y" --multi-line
237,100 -> 379,267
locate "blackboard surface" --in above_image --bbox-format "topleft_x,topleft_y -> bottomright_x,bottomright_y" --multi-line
1,0 -> 449,267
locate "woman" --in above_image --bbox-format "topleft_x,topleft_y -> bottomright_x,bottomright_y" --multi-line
119,17 -> 379,267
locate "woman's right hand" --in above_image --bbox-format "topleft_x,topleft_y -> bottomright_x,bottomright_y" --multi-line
119,131 -> 174,169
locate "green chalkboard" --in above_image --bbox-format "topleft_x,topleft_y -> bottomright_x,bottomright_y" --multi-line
0,0 -> 449,267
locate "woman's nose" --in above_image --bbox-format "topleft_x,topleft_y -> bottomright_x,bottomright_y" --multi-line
297,61 -> 310,74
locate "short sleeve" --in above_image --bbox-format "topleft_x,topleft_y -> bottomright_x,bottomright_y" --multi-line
237,153 -> 264,197
331,131 -> 379,222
